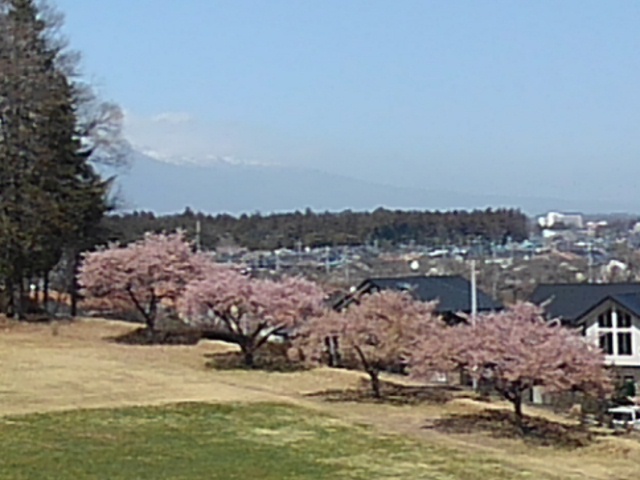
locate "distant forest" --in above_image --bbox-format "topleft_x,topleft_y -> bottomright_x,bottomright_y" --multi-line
102,208 -> 529,251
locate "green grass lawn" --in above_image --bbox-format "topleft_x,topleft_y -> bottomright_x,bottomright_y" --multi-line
0,402 -> 555,480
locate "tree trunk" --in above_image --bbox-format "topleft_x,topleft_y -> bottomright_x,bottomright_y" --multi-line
125,288 -> 157,331
70,254 -> 80,318
145,316 -> 156,331
15,277 -> 25,320
70,285 -> 77,317
368,369 -> 381,398
353,346 -> 381,398
241,343 -> 255,368
143,303 -> 156,331
43,271 -> 49,314
146,296 -> 157,331
5,278 -> 14,317
32,277 -> 39,307
512,391 -> 524,433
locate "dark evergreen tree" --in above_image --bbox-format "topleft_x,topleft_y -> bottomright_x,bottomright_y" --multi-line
0,0 -> 123,317
103,207 -> 530,252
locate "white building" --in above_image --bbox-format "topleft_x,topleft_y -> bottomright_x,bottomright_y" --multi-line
537,211 -> 584,230
531,283 -> 640,386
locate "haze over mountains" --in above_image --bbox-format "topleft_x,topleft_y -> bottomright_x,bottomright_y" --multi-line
116,152 -> 638,216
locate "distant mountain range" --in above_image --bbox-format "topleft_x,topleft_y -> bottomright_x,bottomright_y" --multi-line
114,152 -> 638,216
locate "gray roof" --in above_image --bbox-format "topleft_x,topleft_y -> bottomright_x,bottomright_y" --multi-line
337,275 -> 502,314
611,293 -> 640,317
530,283 -> 640,324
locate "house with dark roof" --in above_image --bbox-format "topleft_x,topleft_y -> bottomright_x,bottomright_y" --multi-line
530,283 -> 640,383
335,275 -> 502,323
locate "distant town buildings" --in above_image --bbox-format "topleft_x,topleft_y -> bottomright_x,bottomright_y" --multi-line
537,211 -> 584,230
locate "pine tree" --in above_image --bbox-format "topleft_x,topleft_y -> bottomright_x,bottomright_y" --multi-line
0,0 -> 123,317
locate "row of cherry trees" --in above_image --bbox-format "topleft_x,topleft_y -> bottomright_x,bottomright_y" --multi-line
78,232 -> 326,366
297,293 -> 611,429
78,232 -> 612,430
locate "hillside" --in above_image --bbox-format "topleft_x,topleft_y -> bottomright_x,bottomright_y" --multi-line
0,318 -> 638,479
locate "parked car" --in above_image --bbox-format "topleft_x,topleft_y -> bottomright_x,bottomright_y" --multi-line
608,406 -> 640,430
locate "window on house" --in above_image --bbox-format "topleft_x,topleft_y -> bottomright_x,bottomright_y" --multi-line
618,333 -> 633,356
598,312 -> 612,328
600,332 -> 614,355
596,308 -> 634,356
618,312 -> 632,328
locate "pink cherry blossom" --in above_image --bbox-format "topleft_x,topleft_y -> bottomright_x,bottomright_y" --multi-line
178,269 -> 326,366
78,231 -> 214,329
410,302 -> 612,430
297,290 -> 441,397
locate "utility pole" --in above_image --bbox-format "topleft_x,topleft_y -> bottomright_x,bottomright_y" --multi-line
470,258 -> 478,392
470,259 -> 478,324
325,246 -> 331,274
345,254 -> 350,285
491,243 -> 498,299
588,241 -> 594,283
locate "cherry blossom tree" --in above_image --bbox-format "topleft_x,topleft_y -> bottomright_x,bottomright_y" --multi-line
178,269 -> 326,367
78,232 -> 212,330
410,302 -> 612,431
297,291 -> 441,398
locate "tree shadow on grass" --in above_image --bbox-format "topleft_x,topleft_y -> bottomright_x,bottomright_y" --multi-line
106,326 -> 209,346
307,379 -> 454,406
104,321 -> 249,346
204,343 -> 309,373
425,409 -> 596,448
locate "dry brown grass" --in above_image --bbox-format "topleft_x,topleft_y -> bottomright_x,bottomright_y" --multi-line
0,318 -> 362,416
1,318 -> 640,479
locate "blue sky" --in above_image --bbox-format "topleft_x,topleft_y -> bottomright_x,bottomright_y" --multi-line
55,0 -> 640,208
